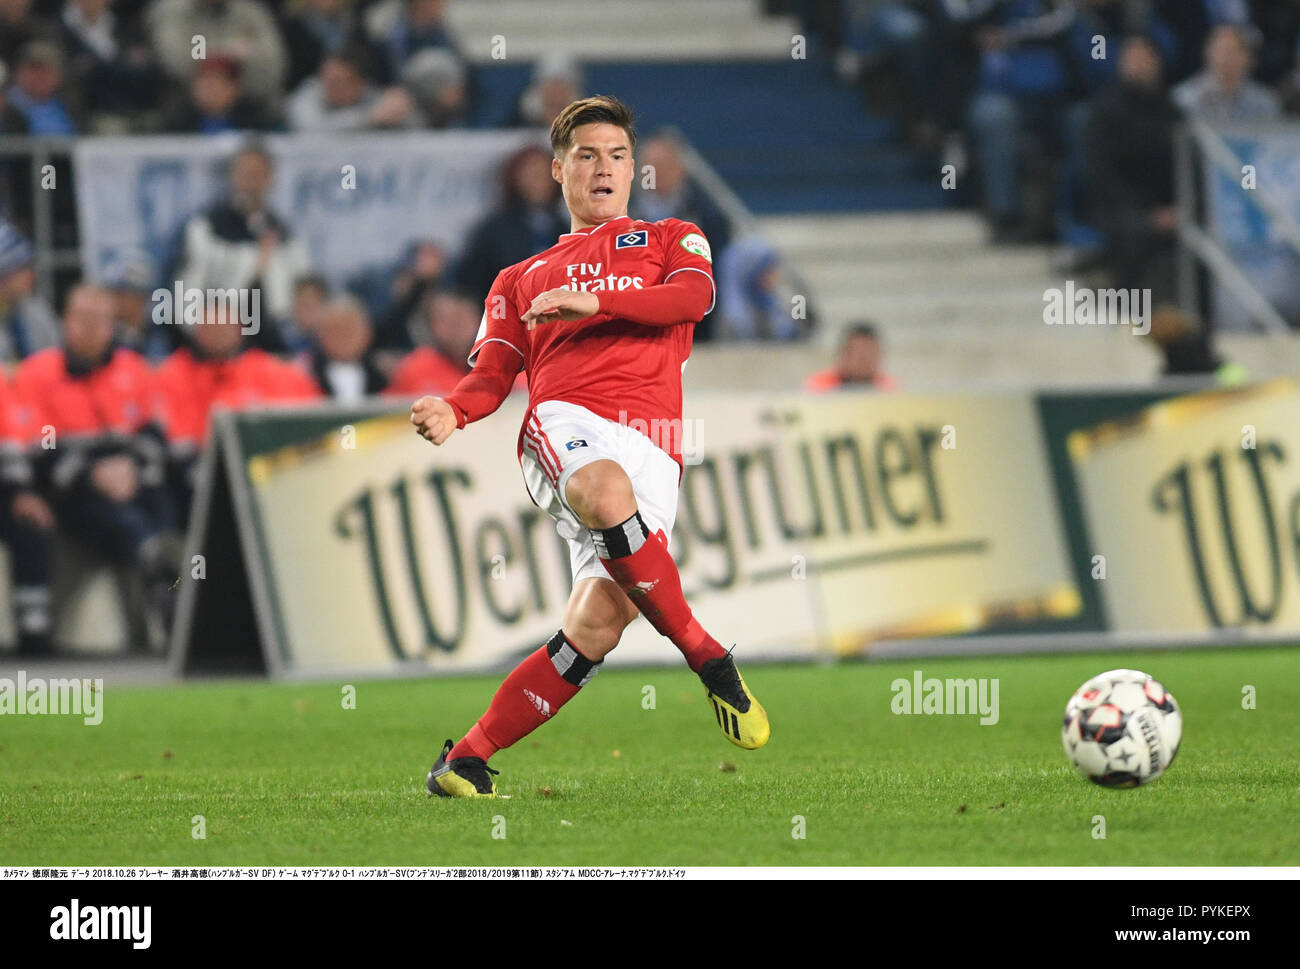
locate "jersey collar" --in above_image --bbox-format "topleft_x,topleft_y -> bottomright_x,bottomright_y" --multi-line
558,215 -> 633,239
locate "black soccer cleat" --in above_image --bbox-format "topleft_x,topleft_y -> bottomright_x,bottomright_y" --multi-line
426,739 -> 500,798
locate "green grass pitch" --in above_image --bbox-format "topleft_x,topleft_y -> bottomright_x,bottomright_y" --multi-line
2,647 -> 1296,866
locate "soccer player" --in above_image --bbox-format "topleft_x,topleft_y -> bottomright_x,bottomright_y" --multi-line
412,96 -> 770,798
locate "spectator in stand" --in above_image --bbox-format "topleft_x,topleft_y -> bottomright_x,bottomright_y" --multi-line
804,323 -> 899,392
630,132 -> 735,340
280,0 -> 368,93
0,60 -> 28,137
162,53 -> 275,133
453,145 -> 568,310
366,239 -> 448,358
401,45 -> 467,128
0,221 -> 60,363
384,290 -> 524,398
364,0 -> 463,85
102,249 -> 173,360
960,0 -> 1079,242
156,301 -> 320,513
1148,305 -> 1247,384
174,142 -> 312,350
0,373 -> 53,655
1174,24 -> 1281,123
12,284 -> 180,630
147,0 -> 287,114
513,55 -> 582,129
0,0 -> 58,67
59,0 -> 162,126
1067,0 -> 1180,94
286,44 -> 417,131
6,41 -> 79,134
1086,35 -> 1182,307
0,60 -> 33,232
284,273 -> 329,354
631,132 -> 733,264
300,295 -> 387,401
715,234 -> 802,342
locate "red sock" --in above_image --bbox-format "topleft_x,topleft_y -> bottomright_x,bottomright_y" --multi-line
596,514 -> 726,673
449,631 -> 598,762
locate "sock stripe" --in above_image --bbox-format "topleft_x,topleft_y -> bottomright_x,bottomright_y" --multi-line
545,629 -> 600,688
592,511 -> 650,560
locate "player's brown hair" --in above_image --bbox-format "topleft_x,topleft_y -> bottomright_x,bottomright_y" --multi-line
549,95 -> 636,157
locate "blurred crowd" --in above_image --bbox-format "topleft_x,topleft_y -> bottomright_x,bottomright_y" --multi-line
790,0 -> 1300,241
0,0 -> 811,344
775,0 -> 1300,364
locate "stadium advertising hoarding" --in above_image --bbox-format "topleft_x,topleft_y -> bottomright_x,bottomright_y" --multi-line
1068,380 -> 1300,636
173,382 -> 1300,678
174,391 -> 1081,677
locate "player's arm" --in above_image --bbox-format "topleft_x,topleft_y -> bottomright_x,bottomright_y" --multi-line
521,271 -> 713,329
411,341 -> 521,445
413,270 -> 528,446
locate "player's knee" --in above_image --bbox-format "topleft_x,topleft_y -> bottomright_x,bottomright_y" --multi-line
565,461 -> 636,530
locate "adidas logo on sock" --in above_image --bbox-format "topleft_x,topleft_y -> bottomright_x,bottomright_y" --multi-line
523,689 -> 552,717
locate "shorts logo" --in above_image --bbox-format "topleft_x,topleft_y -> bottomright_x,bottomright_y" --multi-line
679,232 -> 711,263
565,439 -> 588,450
616,230 -> 648,249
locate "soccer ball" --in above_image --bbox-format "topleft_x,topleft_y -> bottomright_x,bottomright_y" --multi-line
1061,669 -> 1182,787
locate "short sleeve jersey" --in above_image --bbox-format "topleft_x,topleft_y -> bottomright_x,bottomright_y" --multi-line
468,215 -> 715,468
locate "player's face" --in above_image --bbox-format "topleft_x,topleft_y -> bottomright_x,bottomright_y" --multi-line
553,123 -> 634,229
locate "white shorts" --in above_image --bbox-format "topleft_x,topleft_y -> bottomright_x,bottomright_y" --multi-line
520,400 -> 681,584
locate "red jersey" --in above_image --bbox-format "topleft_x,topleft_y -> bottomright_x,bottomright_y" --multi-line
468,216 -> 715,468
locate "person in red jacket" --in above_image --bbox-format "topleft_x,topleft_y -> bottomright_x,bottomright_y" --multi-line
804,322 -> 899,393
0,371 -> 54,654
385,290 -> 525,398
13,283 -> 180,645
156,300 -> 321,515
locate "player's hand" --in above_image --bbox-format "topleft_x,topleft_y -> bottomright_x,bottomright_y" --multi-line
521,288 -> 600,330
410,395 -> 458,446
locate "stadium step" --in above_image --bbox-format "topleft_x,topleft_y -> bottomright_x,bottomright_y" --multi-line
749,209 -> 1163,385
446,0 -> 802,62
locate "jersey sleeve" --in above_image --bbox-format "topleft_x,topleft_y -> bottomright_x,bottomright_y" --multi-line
658,219 -> 716,315
467,268 -> 529,368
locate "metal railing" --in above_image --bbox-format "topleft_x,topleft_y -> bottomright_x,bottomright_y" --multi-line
1174,120 -> 1300,336
0,135 -> 81,299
